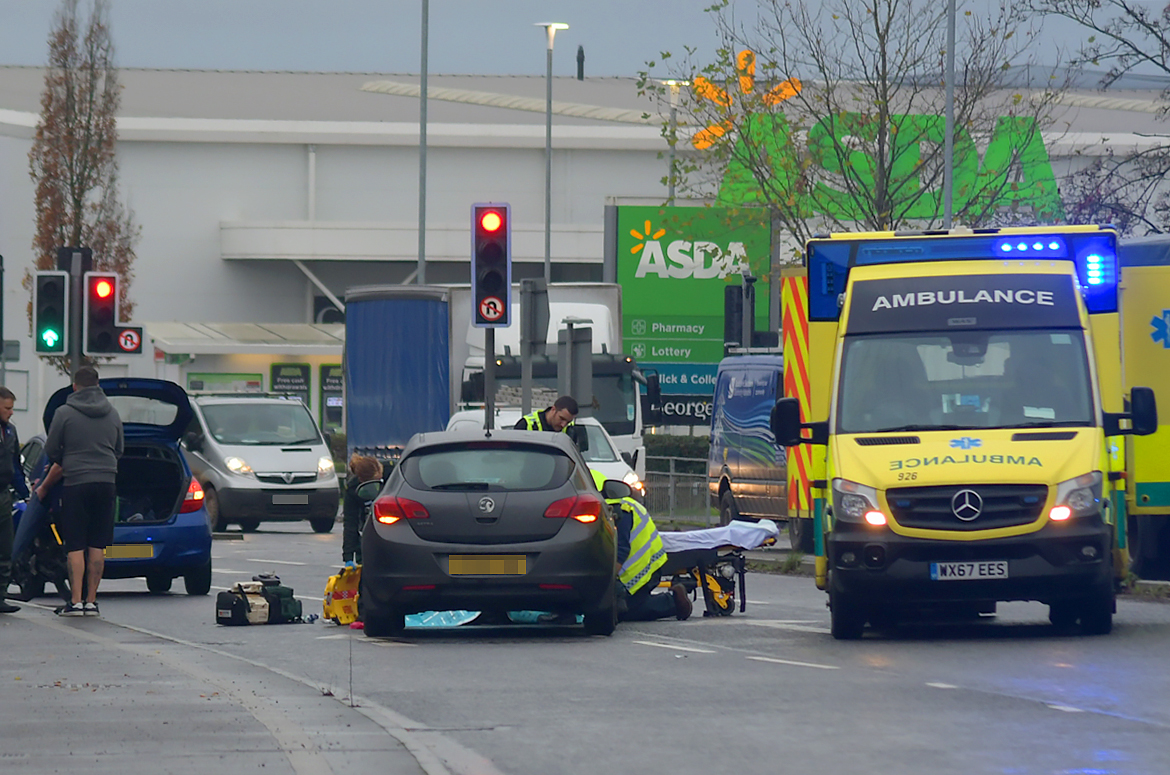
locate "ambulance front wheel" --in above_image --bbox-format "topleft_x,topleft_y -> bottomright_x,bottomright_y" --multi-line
830,587 -> 866,640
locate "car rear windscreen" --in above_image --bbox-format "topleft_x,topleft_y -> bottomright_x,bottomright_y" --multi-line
402,445 -> 573,491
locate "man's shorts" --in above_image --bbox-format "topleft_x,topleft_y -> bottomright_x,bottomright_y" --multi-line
60,482 -> 117,553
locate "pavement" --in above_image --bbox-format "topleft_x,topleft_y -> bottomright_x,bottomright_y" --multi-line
0,599 -> 431,775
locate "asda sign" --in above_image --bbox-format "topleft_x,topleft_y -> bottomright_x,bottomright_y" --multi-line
715,114 -> 1063,221
617,206 -> 771,390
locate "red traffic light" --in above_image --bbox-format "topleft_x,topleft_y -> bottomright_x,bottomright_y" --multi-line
93,279 -> 113,298
480,211 -> 503,233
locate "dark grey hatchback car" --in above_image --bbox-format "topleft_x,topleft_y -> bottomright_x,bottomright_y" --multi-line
359,429 -> 619,637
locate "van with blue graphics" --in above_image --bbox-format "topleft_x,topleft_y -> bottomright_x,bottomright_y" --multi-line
708,354 -> 788,530
773,226 -> 1159,639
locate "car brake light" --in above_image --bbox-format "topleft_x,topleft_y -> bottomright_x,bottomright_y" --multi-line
180,477 -> 205,513
544,494 -> 603,523
374,496 -> 430,524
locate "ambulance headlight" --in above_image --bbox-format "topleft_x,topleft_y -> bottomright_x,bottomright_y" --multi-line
832,479 -> 882,523
1051,472 -> 1103,520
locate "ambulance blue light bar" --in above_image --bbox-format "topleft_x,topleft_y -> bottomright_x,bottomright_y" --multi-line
806,228 -> 1118,320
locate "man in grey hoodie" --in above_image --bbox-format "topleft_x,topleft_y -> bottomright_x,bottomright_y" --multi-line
35,366 -> 124,617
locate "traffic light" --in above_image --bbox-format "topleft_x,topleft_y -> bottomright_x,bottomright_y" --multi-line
34,271 -> 69,354
471,202 -> 511,328
83,272 -> 143,355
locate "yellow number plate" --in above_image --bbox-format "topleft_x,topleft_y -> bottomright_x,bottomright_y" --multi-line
104,544 -> 154,559
448,554 -> 526,575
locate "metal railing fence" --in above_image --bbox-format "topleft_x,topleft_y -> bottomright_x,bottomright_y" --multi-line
642,456 -> 714,524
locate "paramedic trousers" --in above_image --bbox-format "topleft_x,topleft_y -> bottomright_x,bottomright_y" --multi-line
619,569 -> 676,622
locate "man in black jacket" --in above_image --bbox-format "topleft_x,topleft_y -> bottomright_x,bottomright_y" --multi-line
0,386 -> 31,614
35,367 -> 124,617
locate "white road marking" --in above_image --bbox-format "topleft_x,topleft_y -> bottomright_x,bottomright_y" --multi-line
1047,704 -> 1086,713
632,640 -> 717,654
245,558 -> 308,566
746,655 -> 838,671
738,619 -> 832,634
927,682 -> 959,689
212,569 -> 252,575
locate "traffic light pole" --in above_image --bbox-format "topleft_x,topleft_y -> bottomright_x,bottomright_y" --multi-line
484,327 -> 495,431
68,249 -> 84,373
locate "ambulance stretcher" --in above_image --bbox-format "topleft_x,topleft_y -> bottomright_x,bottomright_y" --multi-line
657,519 -> 781,616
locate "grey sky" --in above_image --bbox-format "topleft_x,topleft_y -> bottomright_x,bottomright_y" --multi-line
0,0 -> 1148,79
0,0 -> 726,77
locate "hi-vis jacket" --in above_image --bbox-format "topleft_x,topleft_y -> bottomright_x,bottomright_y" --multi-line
517,409 -> 573,432
591,468 -> 667,594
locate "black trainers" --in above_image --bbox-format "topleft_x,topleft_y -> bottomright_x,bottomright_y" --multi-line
84,602 -> 100,617
0,600 -> 20,614
671,584 -> 693,621
55,601 -> 85,617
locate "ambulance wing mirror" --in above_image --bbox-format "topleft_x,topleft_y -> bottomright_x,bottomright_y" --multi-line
1104,386 -> 1158,436
771,397 -> 828,446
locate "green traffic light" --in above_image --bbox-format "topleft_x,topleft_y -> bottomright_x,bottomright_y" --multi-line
40,328 -> 61,349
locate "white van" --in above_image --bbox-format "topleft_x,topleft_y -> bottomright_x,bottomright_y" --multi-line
446,409 -> 644,497
181,394 -> 340,533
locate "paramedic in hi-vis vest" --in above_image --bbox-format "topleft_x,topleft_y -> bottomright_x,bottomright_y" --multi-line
592,469 -> 692,621
514,396 -> 578,432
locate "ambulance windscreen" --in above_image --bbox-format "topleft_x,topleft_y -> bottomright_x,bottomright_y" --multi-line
836,330 -> 1093,433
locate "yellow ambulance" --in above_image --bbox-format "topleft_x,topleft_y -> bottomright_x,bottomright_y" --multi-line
776,226 -> 1157,639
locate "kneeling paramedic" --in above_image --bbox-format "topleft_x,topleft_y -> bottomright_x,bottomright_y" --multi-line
593,469 -> 691,621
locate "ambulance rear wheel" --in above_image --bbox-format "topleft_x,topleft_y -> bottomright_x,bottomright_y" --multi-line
830,587 -> 866,640
788,518 -> 815,554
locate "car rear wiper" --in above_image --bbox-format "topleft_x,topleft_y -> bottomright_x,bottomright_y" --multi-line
430,482 -> 490,491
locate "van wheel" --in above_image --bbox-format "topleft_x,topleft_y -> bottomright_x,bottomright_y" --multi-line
310,518 -> 335,534
204,487 -> 229,532
146,573 -> 173,594
237,519 -> 260,533
718,492 -> 740,527
184,561 -> 213,596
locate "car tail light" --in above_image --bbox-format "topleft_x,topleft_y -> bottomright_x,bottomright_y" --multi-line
544,494 -> 603,523
374,496 -> 430,524
180,477 -> 205,513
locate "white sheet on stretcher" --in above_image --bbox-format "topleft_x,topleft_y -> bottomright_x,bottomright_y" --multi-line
658,519 -> 781,553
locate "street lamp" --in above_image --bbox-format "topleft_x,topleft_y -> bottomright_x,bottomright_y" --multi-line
535,22 -> 569,284
663,80 -> 690,204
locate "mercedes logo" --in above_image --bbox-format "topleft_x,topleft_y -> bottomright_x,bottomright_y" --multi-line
951,489 -> 983,521
478,497 -> 496,513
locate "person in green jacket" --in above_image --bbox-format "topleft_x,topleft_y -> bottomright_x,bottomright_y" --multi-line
514,396 -> 578,432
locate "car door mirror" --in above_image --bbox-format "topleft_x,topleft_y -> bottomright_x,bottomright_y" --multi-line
183,431 -> 203,452
621,452 -> 635,468
602,480 -> 633,501
355,480 -> 383,502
